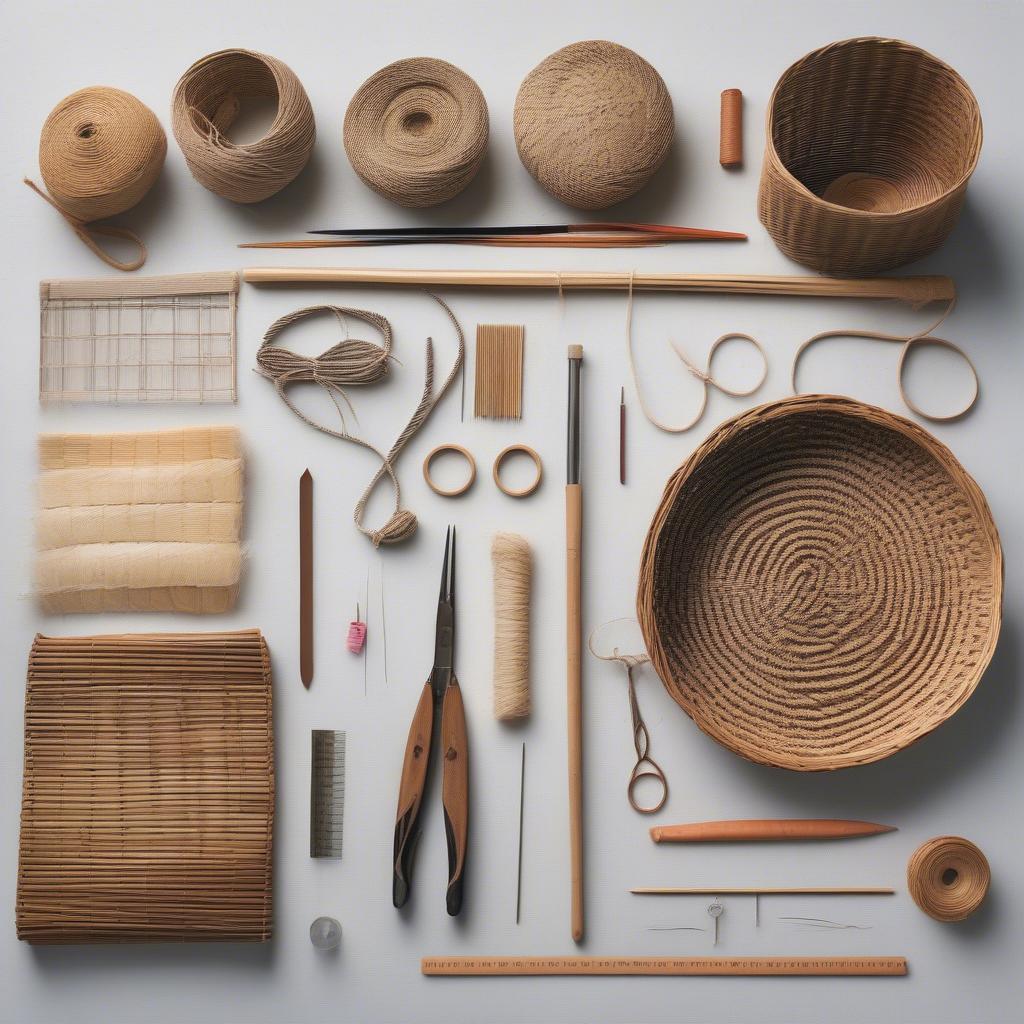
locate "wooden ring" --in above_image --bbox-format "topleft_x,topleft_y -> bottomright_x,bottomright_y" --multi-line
423,444 -> 476,497
493,445 -> 543,498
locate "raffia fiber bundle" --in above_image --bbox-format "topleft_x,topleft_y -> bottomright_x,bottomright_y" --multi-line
907,836 -> 990,922
513,40 -> 673,210
27,86 -> 166,270
172,48 -> 315,203
637,396 -> 1002,771
344,58 -> 488,208
16,629 -> 274,943
758,37 -> 982,275
36,426 -> 244,614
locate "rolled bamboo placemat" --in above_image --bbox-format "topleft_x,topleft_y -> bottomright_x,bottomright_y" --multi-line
26,86 -> 166,271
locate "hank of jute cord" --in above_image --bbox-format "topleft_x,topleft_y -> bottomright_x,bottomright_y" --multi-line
588,618 -> 667,814
907,836 -> 990,922
492,533 -> 532,720
625,273 -> 768,432
26,87 -> 166,271
256,297 -> 463,546
172,48 -> 315,203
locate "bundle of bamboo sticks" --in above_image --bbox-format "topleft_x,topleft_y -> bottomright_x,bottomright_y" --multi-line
16,630 -> 274,944
474,324 -> 524,419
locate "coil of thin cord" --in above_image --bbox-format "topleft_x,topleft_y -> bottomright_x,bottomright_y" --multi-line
513,40 -> 673,210
172,48 -> 315,203
256,297 -> 464,546
25,86 -> 166,271
907,836 -> 991,922
344,58 -> 488,208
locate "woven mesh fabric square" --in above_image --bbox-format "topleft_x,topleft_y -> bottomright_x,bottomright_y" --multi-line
16,630 -> 274,943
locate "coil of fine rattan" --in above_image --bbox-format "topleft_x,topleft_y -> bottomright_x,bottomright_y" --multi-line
172,49 -> 315,203
423,444 -> 476,497
492,533 -> 532,720
344,58 -> 488,208
514,40 -> 674,210
758,37 -> 982,275
907,836 -> 990,922
26,87 -> 166,271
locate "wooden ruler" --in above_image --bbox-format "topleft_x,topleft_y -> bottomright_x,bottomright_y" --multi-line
422,956 -> 907,977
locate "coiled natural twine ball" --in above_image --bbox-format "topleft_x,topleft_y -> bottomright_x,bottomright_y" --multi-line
171,48 -> 316,204
26,86 -> 166,270
907,836 -> 991,922
344,57 -> 489,208
513,40 -> 674,210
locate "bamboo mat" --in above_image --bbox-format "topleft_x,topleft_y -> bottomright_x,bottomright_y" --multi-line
16,630 -> 274,944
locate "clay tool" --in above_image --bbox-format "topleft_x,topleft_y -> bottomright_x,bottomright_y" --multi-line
651,819 -> 896,843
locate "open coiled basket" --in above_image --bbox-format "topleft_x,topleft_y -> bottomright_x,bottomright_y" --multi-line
637,396 -> 1002,771
758,37 -> 983,275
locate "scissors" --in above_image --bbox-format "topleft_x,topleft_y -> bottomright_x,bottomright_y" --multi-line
392,526 -> 469,915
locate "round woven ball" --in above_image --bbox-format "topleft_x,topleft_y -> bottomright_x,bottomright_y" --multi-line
344,58 -> 488,208
39,86 -> 166,222
758,37 -> 982,275
513,40 -> 673,210
907,836 -> 990,922
637,395 -> 1002,772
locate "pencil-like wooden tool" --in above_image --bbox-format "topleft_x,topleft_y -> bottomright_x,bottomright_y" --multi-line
299,468 -> 313,688
650,819 -> 897,843
566,344 -> 584,943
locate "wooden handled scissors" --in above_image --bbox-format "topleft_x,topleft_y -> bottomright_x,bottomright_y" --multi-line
392,526 -> 469,915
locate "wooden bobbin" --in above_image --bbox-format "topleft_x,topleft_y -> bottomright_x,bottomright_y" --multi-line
493,445 -> 543,498
423,444 -> 477,497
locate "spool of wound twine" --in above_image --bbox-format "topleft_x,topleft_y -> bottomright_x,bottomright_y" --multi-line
492,532 -> 532,720
26,86 -> 166,271
344,58 -> 489,208
172,48 -> 315,203
907,836 -> 990,922
719,89 -> 743,168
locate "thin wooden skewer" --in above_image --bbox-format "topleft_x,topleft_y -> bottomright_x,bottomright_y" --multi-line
631,887 -> 896,895
242,267 -> 955,305
650,819 -> 897,842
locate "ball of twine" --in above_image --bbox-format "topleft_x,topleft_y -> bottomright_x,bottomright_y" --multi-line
344,58 -> 489,208
907,836 -> 990,922
26,86 -> 166,271
172,48 -> 315,204
513,40 -> 674,210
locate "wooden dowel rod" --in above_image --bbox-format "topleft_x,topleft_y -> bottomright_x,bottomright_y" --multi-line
650,819 -> 896,843
242,267 -> 955,305
631,887 -> 896,895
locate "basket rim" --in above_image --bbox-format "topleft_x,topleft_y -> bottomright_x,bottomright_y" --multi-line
763,36 -> 984,223
637,394 -> 1003,772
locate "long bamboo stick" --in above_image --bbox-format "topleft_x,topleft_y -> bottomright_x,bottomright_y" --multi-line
242,267 -> 955,305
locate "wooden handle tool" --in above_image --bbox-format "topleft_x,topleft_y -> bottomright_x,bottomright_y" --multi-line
393,682 -> 434,908
441,676 -> 469,916
651,819 -> 896,843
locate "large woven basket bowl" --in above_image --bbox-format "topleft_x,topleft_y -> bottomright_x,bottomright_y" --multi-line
637,396 -> 1001,771
758,37 -> 982,276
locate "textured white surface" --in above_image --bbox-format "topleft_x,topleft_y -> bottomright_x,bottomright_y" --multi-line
1,1 -> 1022,1022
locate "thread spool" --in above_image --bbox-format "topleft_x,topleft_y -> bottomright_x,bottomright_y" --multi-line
907,836 -> 990,922
346,605 -> 367,654
172,48 -> 315,203
27,86 -> 166,271
344,58 -> 489,208
719,89 -> 743,168
492,533 -> 532,720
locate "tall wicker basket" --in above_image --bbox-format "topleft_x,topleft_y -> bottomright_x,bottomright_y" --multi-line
758,37 -> 982,276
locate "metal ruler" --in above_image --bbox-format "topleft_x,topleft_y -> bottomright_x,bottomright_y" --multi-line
310,730 -> 346,857
422,956 -> 907,977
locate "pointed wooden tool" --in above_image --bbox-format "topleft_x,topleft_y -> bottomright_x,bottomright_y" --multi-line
299,469 -> 313,688
650,819 -> 896,843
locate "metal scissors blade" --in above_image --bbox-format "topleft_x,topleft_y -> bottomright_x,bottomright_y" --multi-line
432,526 -> 455,693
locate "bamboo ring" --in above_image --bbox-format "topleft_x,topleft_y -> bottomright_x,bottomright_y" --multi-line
423,444 -> 476,497
493,445 -> 543,498
907,836 -> 990,922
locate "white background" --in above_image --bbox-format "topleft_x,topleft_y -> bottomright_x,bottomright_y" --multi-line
2,1 -> 1022,1021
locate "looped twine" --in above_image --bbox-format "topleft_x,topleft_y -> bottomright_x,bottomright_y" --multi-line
256,297 -> 463,546
25,178 -> 147,273
588,618 -> 668,814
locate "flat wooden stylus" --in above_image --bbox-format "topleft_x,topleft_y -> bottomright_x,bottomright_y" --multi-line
650,819 -> 896,843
